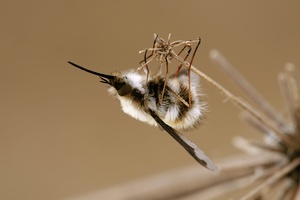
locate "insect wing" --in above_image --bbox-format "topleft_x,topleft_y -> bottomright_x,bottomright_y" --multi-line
148,110 -> 218,172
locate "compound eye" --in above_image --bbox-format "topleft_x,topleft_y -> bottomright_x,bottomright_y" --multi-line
117,83 -> 132,96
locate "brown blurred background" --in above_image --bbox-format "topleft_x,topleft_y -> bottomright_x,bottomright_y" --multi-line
1,1 -> 300,199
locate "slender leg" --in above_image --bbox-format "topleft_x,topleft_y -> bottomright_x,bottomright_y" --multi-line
159,57 -> 169,105
143,49 -> 150,83
139,34 -> 159,69
139,35 -> 160,83
177,44 -> 188,56
175,45 -> 192,76
187,37 -> 201,106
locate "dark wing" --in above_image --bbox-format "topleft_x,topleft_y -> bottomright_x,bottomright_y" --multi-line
148,109 -> 218,172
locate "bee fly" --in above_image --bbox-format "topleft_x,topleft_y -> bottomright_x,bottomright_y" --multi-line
68,61 -> 218,171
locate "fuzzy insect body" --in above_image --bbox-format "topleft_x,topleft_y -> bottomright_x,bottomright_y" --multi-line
68,61 -> 217,171
108,70 -> 206,131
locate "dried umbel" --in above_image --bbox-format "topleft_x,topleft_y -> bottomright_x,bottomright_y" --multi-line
139,34 -> 201,106
138,34 -> 201,75
210,51 -> 300,200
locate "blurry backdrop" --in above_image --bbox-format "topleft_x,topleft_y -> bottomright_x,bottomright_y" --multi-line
1,1 -> 300,199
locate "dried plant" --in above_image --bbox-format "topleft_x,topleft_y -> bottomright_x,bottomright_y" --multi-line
138,33 -> 200,77
67,35 -> 300,200
139,34 -> 201,106
210,51 -> 300,200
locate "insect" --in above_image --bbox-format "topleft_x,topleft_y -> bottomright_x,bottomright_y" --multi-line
68,61 -> 218,171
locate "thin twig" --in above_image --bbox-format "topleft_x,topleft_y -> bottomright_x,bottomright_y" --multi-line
273,178 -> 294,200
278,63 -> 300,144
293,184 -> 300,200
65,154 -> 279,200
180,173 -> 261,200
278,69 -> 296,128
239,158 -> 300,200
210,49 -> 287,131
233,136 -> 285,155
240,111 -> 286,147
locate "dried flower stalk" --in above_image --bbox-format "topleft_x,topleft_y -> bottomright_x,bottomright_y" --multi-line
66,154 -> 278,200
210,51 -> 300,199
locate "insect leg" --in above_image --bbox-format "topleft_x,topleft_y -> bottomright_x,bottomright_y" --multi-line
187,37 -> 201,106
175,45 -> 192,77
159,57 -> 169,105
139,34 -> 160,83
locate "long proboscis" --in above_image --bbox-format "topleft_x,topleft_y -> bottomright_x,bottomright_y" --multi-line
68,61 -> 115,80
